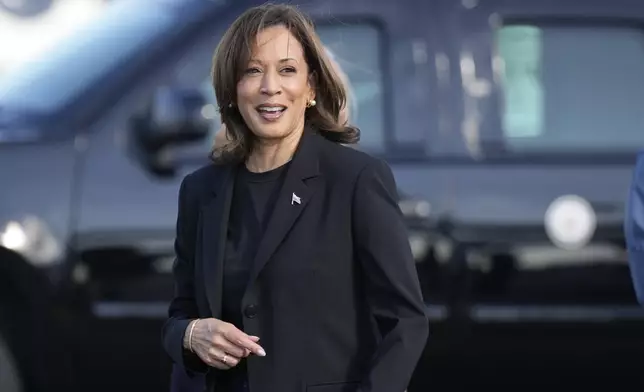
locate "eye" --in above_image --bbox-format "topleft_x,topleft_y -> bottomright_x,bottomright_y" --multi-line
281,67 -> 296,73
244,67 -> 261,75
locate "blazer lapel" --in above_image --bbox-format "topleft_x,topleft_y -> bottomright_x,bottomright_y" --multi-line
201,165 -> 235,317
246,131 -> 321,290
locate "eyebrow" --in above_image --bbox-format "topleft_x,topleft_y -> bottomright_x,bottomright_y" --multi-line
249,58 -> 299,64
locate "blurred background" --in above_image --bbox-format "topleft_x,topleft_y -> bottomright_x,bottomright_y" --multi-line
1,0 -> 644,391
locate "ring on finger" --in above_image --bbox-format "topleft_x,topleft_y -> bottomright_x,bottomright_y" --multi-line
222,354 -> 228,365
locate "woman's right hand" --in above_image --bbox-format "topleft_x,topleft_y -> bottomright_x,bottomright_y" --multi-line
189,318 -> 266,370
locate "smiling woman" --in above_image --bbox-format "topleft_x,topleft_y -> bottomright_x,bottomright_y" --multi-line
212,45 -> 352,149
163,4 -> 428,392
210,6 -> 360,165
234,25 -> 317,147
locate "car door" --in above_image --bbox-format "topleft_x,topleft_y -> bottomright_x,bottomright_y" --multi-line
451,0 -> 644,309
412,0 -> 644,380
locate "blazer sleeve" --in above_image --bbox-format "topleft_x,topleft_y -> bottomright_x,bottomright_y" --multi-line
162,173 -> 209,375
625,153 -> 644,305
351,159 -> 429,392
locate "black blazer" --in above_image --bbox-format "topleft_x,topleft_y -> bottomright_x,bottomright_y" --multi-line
162,131 -> 429,392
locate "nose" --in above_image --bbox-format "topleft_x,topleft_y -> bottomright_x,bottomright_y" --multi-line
259,69 -> 281,96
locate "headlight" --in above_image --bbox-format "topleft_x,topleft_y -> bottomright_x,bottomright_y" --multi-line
0,221 -> 28,250
0,215 -> 63,266
408,231 -> 430,262
544,194 -> 597,250
399,199 -> 432,219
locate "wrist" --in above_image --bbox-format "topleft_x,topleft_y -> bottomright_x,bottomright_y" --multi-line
183,319 -> 199,351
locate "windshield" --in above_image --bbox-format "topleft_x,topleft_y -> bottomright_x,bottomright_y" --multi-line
0,0 -> 178,114
496,23 -> 644,153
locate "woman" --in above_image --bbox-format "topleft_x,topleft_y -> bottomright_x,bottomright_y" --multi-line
626,152 -> 644,305
162,4 -> 429,392
169,43 -> 355,392
212,45 -> 352,148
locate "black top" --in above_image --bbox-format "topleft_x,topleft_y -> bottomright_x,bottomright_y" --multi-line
219,161 -> 290,390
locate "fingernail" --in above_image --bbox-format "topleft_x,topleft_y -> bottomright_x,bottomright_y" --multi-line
257,349 -> 266,357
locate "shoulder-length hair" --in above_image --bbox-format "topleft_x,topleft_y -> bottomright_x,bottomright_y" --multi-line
209,3 -> 360,164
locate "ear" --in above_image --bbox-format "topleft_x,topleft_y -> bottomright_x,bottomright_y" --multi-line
307,72 -> 317,102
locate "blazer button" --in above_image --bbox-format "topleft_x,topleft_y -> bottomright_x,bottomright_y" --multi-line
244,304 -> 258,318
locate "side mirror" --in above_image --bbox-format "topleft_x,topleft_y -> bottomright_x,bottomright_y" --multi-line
139,86 -> 211,150
132,86 -> 213,176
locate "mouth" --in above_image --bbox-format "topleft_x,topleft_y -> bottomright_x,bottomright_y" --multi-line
256,104 -> 287,121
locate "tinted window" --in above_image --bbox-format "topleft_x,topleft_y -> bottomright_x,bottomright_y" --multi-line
197,22 -> 387,151
497,24 -> 644,152
317,23 -> 386,149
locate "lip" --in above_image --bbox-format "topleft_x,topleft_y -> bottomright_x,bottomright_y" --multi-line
255,103 -> 287,110
256,104 -> 286,121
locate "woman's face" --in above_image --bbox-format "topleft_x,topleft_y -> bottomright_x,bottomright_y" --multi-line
236,25 -> 314,142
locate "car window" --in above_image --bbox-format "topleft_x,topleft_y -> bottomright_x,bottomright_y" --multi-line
496,24 -> 644,152
317,23 -> 385,150
195,22 -> 387,151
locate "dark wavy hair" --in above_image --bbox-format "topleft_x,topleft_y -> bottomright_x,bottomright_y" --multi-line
209,3 -> 360,164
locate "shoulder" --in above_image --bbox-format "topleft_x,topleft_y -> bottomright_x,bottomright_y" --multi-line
313,134 -> 395,188
179,163 -> 231,201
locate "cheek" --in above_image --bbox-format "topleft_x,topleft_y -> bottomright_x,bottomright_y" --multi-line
235,81 -> 258,121
284,77 -> 312,101
236,80 -> 255,106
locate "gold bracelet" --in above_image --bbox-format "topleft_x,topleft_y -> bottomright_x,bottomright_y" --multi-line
188,319 -> 199,353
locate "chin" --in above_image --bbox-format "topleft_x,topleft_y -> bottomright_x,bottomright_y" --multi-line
251,127 -> 289,141
249,122 -> 296,140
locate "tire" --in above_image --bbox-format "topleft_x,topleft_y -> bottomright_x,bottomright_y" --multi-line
0,251 -> 77,392
0,326 -> 23,392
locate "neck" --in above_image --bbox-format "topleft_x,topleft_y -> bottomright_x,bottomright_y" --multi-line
246,128 -> 303,173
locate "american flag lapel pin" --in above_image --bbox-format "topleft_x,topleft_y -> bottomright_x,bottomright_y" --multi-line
291,193 -> 301,205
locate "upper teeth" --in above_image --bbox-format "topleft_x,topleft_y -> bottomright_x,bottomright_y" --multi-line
259,107 -> 283,112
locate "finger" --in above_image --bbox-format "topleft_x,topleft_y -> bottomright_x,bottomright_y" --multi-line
225,330 -> 266,357
209,361 -> 230,370
219,353 -> 241,367
204,355 -> 230,370
245,336 -> 259,356
206,347 -> 238,369
213,334 -> 246,358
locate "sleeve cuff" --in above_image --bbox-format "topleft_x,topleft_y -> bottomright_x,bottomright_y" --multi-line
163,318 -> 209,376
